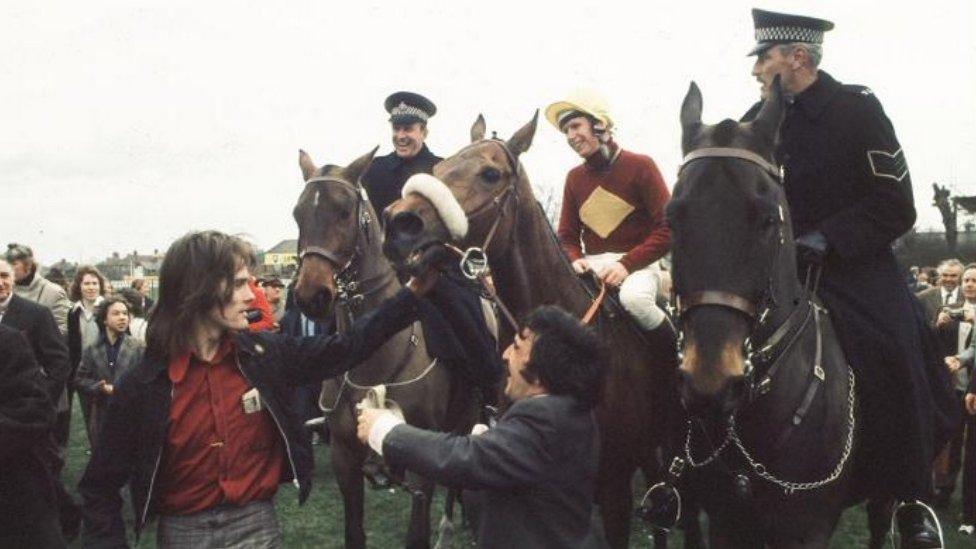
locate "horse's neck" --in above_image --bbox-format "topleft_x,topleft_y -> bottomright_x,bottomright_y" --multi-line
336,221 -> 425,379
493,195 -> 592,323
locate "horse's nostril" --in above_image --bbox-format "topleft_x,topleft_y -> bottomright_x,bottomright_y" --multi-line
389,211 -> 424,238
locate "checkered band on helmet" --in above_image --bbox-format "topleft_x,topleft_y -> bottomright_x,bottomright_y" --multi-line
756,26 -> 824,45
390,102 -> 429,122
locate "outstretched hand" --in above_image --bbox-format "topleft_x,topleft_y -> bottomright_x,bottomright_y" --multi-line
966,393 -> 976,416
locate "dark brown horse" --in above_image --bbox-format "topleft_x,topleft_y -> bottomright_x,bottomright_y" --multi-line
292,149 -> 472,548
382,113 -> 678,548
664,80 -> 890,547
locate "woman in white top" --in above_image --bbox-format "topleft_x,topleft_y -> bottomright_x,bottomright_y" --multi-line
67,265 -> 107,448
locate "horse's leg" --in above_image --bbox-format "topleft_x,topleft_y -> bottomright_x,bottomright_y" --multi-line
867,497 -> 895,549
598,456 -> 637,549
679,495 -> 705,549
404,472 -> 434,549
331,436 -> 368,549
435,488 -> 461,549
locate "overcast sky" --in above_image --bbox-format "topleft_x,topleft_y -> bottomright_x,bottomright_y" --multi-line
2,0 -> 973,265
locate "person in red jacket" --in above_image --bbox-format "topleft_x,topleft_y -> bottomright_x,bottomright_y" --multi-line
246,278 -> 277,332
546,92 -> 673,343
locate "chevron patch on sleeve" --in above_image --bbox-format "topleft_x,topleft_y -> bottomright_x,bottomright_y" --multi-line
867,148 -> 908,182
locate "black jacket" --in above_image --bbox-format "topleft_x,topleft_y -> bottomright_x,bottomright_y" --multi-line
0,324 -> 60,544
418,268 -> 503,387
383,395 -> 602,548
79,289 -> 421,548
1,293 -> 71,403
362,145 -> 442,218
744,71 -> 958,499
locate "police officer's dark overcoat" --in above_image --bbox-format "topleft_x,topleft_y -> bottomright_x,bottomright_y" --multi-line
362,145 -> 442,218
744,70 -> 958,499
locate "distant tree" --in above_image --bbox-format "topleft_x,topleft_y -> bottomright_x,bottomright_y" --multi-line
933,183 -> 958,255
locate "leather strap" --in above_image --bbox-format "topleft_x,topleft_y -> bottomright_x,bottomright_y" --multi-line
678,290 -> 758,318
681,147 -> 780,179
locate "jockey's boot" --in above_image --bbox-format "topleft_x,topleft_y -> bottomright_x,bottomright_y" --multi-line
644,318 -> 680,370
894,501 -> 944,549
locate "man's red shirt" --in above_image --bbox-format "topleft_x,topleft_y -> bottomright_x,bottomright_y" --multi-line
155,338 -> 286,516
557,147 -> 672,272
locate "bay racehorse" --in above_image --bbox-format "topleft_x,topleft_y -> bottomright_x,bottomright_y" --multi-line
292,149 -> 474,548
381,114 -> 680,548
664,79 -> 891,547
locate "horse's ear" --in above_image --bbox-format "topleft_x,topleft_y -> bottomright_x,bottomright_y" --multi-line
506,110 -> 538,157
750,74 -> 785,141
470,114 -> 486,143
344,146 -> 379,186
680,81 -> 703,129
299,149 -> 318,181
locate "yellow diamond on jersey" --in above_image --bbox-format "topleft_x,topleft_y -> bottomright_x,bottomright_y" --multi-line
579,187 -> 635,239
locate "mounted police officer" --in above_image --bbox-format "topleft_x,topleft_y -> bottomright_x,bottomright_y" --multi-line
362,91 -> 442,219
742,9 -> 956,548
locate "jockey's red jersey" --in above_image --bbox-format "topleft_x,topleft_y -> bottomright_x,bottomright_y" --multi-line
155,337 -> 285,516
557,144 -> 672,272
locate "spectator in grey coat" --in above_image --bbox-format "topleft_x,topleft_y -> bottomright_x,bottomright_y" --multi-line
6,243 -> 71,334
75,296 -> 145,447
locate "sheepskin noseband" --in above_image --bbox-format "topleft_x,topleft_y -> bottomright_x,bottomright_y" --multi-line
401,173 -> 469,240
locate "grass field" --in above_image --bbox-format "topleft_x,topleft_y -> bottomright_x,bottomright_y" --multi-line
61,402 -> 971,547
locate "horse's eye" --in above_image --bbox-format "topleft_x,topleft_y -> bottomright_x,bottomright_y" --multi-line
480,167 -> 501,184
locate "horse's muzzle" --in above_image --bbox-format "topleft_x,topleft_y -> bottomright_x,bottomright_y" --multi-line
678,369 -> 750,419
295,285 -> 336,322
383,211 -> 451,275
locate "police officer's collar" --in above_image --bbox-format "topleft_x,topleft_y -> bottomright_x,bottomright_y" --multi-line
791,70 -> 840,120
385,144 -> 435,170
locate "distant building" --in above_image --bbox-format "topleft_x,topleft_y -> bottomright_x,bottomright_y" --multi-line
264,239 -> 298,268
96,250 -> 163,282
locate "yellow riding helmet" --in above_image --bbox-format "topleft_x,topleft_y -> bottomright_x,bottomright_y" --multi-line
545,89 -> 614,131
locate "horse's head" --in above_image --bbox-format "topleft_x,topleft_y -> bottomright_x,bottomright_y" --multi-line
669,77 -> 795,418
383,112 -> 539,273
292,147 -> 377,321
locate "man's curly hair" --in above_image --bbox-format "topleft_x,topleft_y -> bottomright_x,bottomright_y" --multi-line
520,306 -> 607,409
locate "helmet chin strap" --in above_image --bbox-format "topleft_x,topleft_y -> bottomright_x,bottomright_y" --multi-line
593,122 -> 613,161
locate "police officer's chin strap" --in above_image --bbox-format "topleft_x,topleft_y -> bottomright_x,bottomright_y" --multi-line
593,122 -> 614,161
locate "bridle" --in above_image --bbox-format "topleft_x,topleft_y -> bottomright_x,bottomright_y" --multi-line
444,137 -> 609,331
636,148 -> 855,529
297,175 -> 393,310
672,147 -> 788,389
443,138 -> 523,332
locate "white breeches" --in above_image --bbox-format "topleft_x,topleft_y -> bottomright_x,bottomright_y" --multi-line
585,252 -> 665,330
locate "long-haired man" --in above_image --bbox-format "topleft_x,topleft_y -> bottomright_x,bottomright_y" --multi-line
80,230 -> 435,548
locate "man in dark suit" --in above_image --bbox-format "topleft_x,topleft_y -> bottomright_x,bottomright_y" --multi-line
918,259 -> 965,353
1,258 -> 79,541
361,91 -> 442,219
0,324 -> 65,548
358,305 -> 606,548
0,259 -> 70,409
